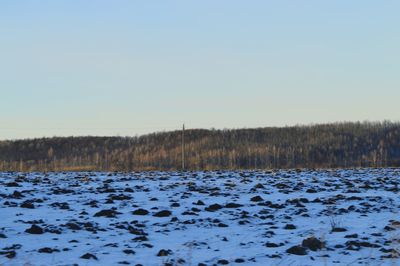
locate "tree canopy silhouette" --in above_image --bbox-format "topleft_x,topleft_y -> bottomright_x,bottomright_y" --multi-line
1,122 -> 399,171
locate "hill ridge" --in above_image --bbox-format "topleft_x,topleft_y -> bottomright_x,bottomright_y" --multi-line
1,121 -> 399,171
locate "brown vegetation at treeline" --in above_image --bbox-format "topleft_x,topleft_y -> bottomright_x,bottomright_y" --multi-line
0,122 -> 399,172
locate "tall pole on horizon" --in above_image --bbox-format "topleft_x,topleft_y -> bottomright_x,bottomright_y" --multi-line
182,123 -> 185,171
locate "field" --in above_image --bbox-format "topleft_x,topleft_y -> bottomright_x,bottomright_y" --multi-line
1,169 -> 399,265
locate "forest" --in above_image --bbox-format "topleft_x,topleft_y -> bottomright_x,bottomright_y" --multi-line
0,121 -> 399,172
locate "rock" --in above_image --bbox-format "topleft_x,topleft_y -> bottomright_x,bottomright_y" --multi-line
254,183 -> 265,189
38,247 -> 59,253
80,253 -> 98,260
127,226 -> 146,236
65,222 -> 81,230
25,224 -> 44,234
225,203 -> 243,208
284,224 -> 296,230
123,249 -> 135,255
46,228 -> 62,234
205,204 -> 223,212
384,225 -> 395,231
94,209 -> 120,218
380,247 -> 397,253
1,250 -> 16,259
217,259 -> 229,264
3,244 -> 22,250
157,249 -> 172,256
286,245 -> 307,255
302,237 -> 324,251
153,210 -> 172,217
193,200 -> 205,205
133,236 -> 148,242
20,201 -> 35,209
132,209 -> 149,215
390,220 -> 400,226
51,202 -> 70,210
109,194 -> 132,201
5,182 -> 20,187
250,196 -> 264,202
11,191 -> 23,198
345,240 -> 380,248
265,242 -> 281,248
331,227 -> 347,232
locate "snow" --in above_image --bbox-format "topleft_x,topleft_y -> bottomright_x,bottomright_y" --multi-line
0,169 -> 399,265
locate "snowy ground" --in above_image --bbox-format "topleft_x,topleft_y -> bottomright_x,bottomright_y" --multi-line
0,169 -> 400,266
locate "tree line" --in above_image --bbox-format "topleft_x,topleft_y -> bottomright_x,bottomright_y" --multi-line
0,121 -> 399,172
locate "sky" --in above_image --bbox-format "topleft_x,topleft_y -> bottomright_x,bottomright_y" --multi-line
1,1 -> 399,140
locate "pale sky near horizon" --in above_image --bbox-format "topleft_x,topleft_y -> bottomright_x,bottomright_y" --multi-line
1,1 -> 399,140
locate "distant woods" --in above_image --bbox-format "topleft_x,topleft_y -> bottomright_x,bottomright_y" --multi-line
0,122 -> 400,172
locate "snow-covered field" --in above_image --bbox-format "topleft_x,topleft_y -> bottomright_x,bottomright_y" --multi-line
1,169 -> 399,266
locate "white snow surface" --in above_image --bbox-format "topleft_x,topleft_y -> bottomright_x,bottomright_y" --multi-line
0,169 -> 400,266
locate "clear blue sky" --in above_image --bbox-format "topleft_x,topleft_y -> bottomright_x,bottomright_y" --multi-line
1,1 -> 399,139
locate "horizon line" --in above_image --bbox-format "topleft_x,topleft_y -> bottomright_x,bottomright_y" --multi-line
1,120 -> 398,142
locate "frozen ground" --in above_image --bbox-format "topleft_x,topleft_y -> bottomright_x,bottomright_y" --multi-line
0,169 -> 400,266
